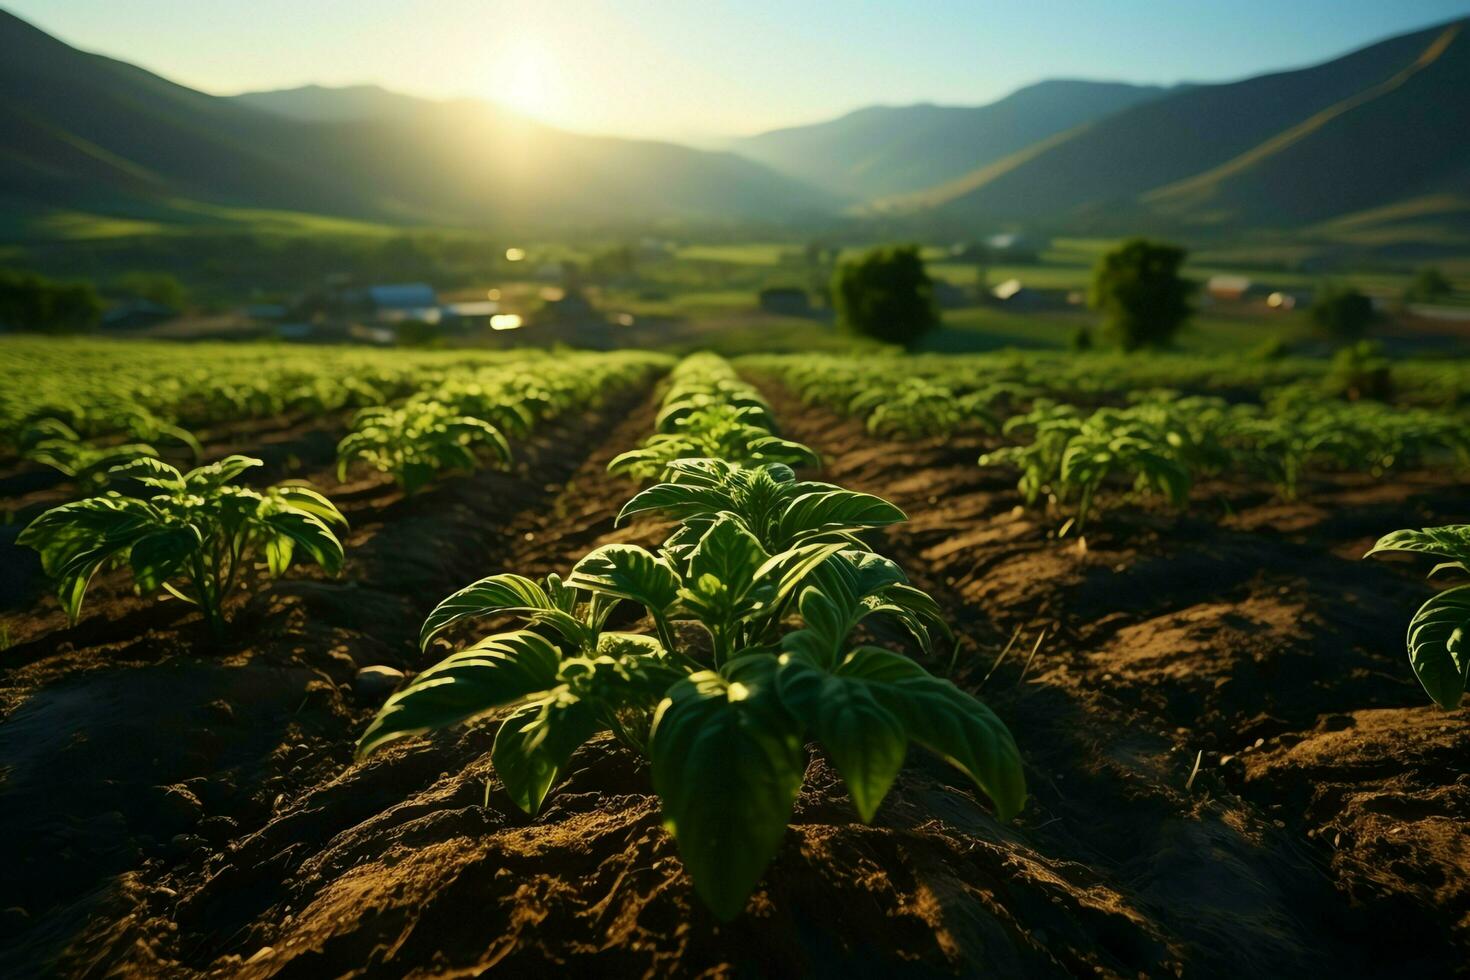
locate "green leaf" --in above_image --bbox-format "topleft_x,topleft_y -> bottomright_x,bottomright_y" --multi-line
595,630 -> 668,661
568,544 -> 680,616
272,485 -> 349,527
686,514 -> 771,596
18,495 -> 160,623
259,509 -> 345,576
128,526 -> 202,594
750,540 -> 848,607
776,490 -> 906,546
492,691 -> 601,815
776,654 -> 906,822
746,434 -> 820,470
837,647 -> 1026,821
357,630 -> 562,759
107,455 -> 186,492
659,457 -> 741,488
419,573 -> 553,650
1366,526 -> 1470,564
184,455 -> 263,489
1405,585 -> 1470,710
649,658 -> 806,919
617,481 -> 733,525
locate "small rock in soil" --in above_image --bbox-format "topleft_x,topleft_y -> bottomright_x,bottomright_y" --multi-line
354,665 -> 405,701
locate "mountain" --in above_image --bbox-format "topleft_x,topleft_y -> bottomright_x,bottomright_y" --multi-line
229,84 -> 429,123
732,80 -> 1172,198
0,11 -> 837,233
896,19 -> 1470,235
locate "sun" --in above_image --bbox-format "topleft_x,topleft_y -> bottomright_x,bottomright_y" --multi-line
496,42 -> 553,117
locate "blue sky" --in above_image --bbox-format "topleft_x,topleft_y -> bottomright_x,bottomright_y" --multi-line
6,1 -> 1467,138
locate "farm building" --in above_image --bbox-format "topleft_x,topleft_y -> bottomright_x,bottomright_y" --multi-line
1204,274 -> 1268,302
363,283 -> 442,324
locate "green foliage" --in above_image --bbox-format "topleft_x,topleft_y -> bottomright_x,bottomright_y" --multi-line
981,400 -> 1195,529
0,268 -> 103,333
337,401 -> 511,495
610,354 -> 818,479
111,272 -> 187,309
1365,526 -> 1470,709
393,319 -> 440,348
18,455 -> 346,633
831,244 -> 939,349
359,356 -> 1024,920
1310,284 -> 1376,340
23,432 -> 160,493
1322,340 -> 1392,401
749,351 -> 1470,524
1403,266 -> 1453,303
1087,238 -> 1193,350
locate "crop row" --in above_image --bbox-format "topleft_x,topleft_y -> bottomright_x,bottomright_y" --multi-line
17,352 -> 669,630
743,347 -> 1470,410
750,353 -> 1470,528
0,338 -> 671,483
359,353 -> 1026,918
752,352 -> 1467,724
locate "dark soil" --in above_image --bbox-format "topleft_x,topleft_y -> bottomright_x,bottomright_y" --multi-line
0,378 -> 1466,979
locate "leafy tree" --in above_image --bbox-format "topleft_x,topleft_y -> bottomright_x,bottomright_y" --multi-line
112,272 -> 187,309
1404,266 -> 1453,303
0,269 -> 103,333
1311,284 -> 1376,340
831,245 -> 939,349
1087,239 -> 1193,350
588,244 -> 637,283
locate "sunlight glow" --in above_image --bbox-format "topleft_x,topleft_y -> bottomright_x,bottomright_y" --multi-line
495,42 -> 553,117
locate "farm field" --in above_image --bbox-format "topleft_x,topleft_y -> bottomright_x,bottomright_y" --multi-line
0,339 -> 1467,977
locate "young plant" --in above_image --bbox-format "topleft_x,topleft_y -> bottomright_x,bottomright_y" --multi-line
19,455 -> 346,634
610,354 -> 818,479
983,403 -> 1190,529
23,432 -> 161,493
359,458 -> 1023,920
609,403 -> 818,480
1365,525 -> 1470,709
336,401 -> 511,495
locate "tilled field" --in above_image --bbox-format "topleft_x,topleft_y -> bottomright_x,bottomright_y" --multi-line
0,377 -> 1466,979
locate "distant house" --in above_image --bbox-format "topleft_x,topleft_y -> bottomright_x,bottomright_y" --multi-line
986,234 -> 1042,262
991,278 -> 1027,302
102,300 -> 178,330
1205,275 -> 1271,302
246,303 -> 289,321
365,283 -> 441,323
990,278 -> 1058,311
758,287 -> 812,316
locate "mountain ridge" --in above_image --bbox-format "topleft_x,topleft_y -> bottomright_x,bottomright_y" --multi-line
0,9 -> 838,232
895,17 -> 1470,236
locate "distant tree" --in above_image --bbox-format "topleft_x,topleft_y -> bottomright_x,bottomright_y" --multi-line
0,269 -> 103,333
1404,266 -> 1453,303
1087,238 -> 1193,350
1069,325 -> 1094,351
831,244 -> 939,348
1311,284 -> 1376,340
588,245 -> 637,283
113,271 -> 187,309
